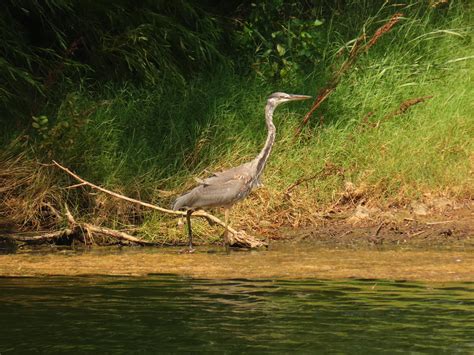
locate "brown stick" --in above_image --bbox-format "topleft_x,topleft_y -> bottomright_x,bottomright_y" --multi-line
284,173 -> 322,197
65,204 -> 158,246
284,163 -> 344,197
52,161 -> 266,248
383,95 -> 433,121
54,161 -> 182,216
369,223 -> 385,244
4,229 -> 74,242
82,223 -> 154,245
296,13 -> 403,136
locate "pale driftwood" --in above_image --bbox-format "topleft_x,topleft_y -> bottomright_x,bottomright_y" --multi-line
52,161 -> 267,248
5,229 -> 74,242
64,204 -> 156,246
426,221 -> 452,225
5,208 -> 153,246
83,223 -> 155,245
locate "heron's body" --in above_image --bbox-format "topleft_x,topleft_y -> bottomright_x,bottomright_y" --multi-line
172,161 -> 257,210
172,92 -> 310,250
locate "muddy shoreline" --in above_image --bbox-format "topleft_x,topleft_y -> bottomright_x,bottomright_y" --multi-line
2,202 -> 473,249
0,245 -> 473,282
277,212 -> 473,250
0,204 -> 473,282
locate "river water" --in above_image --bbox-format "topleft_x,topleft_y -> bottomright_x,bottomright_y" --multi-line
0,275 -> 473,353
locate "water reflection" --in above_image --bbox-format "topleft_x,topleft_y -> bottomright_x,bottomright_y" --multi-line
0,277 -> 472,353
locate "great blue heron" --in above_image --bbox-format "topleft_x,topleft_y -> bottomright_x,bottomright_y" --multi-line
173,92 -> 311,250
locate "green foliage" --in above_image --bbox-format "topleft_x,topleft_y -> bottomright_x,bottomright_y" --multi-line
236,1 -> 325,80
1,0 -> 473,242
30,93 -> 93,159
0,0 -> 225,121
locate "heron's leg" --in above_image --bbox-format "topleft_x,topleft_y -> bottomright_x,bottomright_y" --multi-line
223,208 -> 230,248
186,210 -> 193,250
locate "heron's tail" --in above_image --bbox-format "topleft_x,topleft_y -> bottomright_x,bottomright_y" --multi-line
171,193 -> 190,211
171,197 -> 181,211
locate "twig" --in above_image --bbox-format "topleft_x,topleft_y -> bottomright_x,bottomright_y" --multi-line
284,172 -> 321,197
41,202 -> 62,221
64,204 -> 76,225
64,204 -> 155,246
4,229 -> 74,242
296,88 -> 334,136
7,204 -> 155,245
381,95 -> 433,123
284,163 -> 344,197
426,220 -> 452,225
409,230 -> 426,237
369,222 -> 385,244
53,161 -> 182,216
66,182 -> 87,189
82,222 -> 153,245
374,223 -> 384,237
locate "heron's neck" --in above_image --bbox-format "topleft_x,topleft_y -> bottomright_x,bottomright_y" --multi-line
255,102 -> 276,178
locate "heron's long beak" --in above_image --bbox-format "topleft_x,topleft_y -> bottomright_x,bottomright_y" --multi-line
288,94 -> 312,101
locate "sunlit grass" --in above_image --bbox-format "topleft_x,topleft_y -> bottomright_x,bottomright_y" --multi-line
3,2 -> 472,242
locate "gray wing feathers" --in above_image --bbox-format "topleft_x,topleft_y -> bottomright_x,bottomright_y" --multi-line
198,162 -> 254,186
172,175 -> 252,210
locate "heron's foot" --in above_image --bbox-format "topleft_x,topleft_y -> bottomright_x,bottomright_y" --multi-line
179,247 -> 196,254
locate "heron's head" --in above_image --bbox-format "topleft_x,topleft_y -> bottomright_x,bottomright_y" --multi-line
267,92 -> 311,107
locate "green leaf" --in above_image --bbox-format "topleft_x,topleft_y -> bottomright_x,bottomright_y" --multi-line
276,44 -> 286,56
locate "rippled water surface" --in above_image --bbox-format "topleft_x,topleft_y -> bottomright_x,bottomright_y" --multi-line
0,277 -> 473,353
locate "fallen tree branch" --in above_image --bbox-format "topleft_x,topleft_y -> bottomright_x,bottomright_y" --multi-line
4,229 -> 74,242
82,223 -> 154,245
52,161 -> 266,248
296,13 -> 403,136
53,160 -> 182,216
4,205 -> 155,246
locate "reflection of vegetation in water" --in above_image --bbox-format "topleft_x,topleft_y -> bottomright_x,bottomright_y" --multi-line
0,277 -> 473,352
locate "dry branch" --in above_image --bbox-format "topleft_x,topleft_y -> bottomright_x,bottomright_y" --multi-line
52,161 -> 266,248
63,205 -> 156,245
4,205 -> 154,245
296,13 -> 403,136
382,95 -> 433,121
284,163 -> 344,197
360,95 -> 433,130
4,229 -> 74,242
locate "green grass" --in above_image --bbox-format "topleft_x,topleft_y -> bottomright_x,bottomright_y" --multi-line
2,2 -> 473,242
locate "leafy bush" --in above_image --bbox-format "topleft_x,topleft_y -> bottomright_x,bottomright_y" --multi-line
235,1 -> 325,81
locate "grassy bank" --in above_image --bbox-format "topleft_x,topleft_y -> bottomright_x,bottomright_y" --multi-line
1,2 -> 473,244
